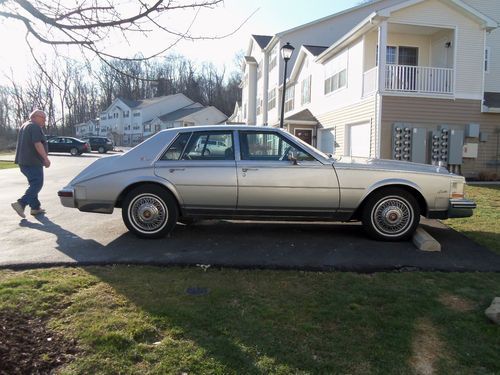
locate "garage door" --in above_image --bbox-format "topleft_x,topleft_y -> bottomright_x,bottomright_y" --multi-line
349,123 -> 370,157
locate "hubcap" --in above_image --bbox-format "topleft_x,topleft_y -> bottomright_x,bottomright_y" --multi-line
129,194 -> 168,232
372,197 -> 412,235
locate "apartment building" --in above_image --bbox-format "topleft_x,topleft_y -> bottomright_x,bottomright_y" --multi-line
239,0 -> 500,178
79,94 -> 227,146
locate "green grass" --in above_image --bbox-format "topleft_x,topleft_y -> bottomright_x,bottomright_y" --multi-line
0,161 -> 17,169
444,185 -> 500,254
1,267 -> 499,374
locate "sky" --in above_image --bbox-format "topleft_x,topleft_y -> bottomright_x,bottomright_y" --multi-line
0,0 -> 362,84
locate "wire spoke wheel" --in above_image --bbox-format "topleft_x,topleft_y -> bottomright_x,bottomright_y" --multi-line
129,194 -> 168,233
372,197 -> 412,236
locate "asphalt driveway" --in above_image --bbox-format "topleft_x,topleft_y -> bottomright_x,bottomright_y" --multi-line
1,153 -> 499,272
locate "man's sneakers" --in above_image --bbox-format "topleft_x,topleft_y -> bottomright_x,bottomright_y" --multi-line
11,201 -> 26,218
30,208 -> 46,216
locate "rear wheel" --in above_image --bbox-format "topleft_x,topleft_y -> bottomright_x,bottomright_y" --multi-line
361,188 -> 420,241
70,147 -> 79,156
98,146 -> 105,153
122,184 -> 178,239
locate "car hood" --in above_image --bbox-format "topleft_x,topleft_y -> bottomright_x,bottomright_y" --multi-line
333,156 -> 452,176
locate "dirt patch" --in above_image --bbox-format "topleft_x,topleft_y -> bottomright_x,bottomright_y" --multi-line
438,293 -> 475,312
409,318 -> 445,375
0,308 -> 78,374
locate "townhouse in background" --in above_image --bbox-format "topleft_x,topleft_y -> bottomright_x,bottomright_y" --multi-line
237,0 -> 500,178
75,93 -> 227,146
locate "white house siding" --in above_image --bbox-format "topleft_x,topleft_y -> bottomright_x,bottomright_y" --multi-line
389,0 -> 485,100
463,0 -> 500,93
315,95 -> 376,158
312,38 -> 365,116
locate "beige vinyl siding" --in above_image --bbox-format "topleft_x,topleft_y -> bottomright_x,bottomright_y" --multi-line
381,96 -> 500,177
390,0 -> 485,99
315,96 -> 376,157
463,0 -> 500,93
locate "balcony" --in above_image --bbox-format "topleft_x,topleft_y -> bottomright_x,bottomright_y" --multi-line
363,64 -> 454,97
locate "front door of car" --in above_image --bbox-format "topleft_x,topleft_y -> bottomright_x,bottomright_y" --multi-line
48,137 -> 62,152
236,131 -> 340,214
154,130 -> 237,213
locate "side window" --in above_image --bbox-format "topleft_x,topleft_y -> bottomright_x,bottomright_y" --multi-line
240,131 -> 314,162
182,132 -> 234,160
161,132 -> 191,160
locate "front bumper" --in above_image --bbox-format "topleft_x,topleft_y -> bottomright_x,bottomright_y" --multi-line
427,198 -> 476,219
448,198 -> 476,218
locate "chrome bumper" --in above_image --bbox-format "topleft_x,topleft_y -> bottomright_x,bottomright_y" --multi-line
448,198 -> 476,218
57,188 -> 76,208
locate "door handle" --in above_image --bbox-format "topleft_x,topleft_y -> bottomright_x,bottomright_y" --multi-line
242,168 -> 258,172
169,168 -> 185,173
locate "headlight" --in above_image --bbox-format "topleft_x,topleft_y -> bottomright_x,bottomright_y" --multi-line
450,179 -> 465,199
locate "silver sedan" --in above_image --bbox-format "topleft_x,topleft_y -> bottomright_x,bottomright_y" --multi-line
58,125 -> 475,241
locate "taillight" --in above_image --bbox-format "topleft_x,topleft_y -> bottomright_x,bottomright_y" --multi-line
58,190 -> 73,197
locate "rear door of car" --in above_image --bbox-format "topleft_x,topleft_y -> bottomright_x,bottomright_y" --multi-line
154,130 -> 238,213
236,130 -> 339,215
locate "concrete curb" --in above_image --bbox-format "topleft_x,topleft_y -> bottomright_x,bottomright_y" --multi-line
413,226 -> 441,252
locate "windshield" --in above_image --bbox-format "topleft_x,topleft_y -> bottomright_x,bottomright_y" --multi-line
289,133 -> 332,160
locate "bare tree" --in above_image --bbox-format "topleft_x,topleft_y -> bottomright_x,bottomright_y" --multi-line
0,0 -> 254,79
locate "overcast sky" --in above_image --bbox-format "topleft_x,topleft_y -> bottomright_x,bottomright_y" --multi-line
0,0 -> 362,84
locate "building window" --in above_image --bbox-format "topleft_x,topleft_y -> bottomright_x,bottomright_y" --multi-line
268,88 -> 276,110
324,51 -> 348,95
124,111 -> 129,118
284,85 -> 294,113
485,47 -> 491,73
133,125 -> 140,130
301,75 -> 311,105
155,124 -> 161,132
257,60 -> 262,80
269,45 -> 278,71
108,114 -> 112,119
133,112 -> 140,117
125,125 -> 130,130
113,113 -> 118,118
256,96 -> 262,116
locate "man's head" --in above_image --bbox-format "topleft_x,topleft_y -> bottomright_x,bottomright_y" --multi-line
30,110 -> 47,127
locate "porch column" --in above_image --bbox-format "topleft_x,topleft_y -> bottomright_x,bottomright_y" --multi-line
377,20 -> 388,93
262,51 -> 269,125
247,60 -> 258,125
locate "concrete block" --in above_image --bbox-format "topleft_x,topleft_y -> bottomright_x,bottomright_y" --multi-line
485,297 -> 500,325
413,227 -> 441,252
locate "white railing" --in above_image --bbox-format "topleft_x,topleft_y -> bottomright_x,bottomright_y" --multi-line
362,67 -> 378,97
385,64 -> 454,94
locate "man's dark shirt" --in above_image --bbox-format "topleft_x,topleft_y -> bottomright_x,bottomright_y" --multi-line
14,122 -> 48,166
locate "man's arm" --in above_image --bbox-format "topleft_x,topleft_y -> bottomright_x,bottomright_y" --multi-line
34,142 -> 51,168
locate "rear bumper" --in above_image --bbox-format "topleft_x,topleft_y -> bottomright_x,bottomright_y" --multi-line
427,198 -> 476,219
58,188 -> 76,208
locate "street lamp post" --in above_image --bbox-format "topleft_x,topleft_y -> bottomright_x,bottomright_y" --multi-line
279,42 -> 295,129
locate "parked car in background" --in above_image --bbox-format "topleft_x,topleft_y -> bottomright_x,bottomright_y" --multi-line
58,126 -> 476,241
47,137 -> 90,156
82,136 -> 114,153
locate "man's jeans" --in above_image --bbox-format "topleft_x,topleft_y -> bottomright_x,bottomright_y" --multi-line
19,165 -> 44,210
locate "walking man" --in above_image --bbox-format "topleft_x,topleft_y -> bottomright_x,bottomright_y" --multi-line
11,109 -> 51,218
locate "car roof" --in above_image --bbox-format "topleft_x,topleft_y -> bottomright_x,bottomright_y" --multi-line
160,125 -> 288,134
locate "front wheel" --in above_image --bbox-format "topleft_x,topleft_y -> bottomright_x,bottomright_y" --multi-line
361,188 -> 420,241
98,146 -> 105,153
122,184 -> 178,239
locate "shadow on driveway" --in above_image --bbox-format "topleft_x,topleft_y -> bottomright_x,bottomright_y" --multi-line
10,216 -> 500,272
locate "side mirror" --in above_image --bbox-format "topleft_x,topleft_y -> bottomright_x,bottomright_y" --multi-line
288,150 -> 298,165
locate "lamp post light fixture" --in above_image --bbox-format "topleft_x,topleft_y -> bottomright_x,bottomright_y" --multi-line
279,42 -> 295,129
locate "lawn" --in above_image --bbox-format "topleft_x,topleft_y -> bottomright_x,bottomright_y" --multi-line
444,184 -> 500,254
0,161 -> 17,169
0,267 -> 499,374
0,185 -> 498,374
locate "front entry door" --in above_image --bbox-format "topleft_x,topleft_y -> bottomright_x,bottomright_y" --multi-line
294,129 -> 313,145
236,130 -> 339,214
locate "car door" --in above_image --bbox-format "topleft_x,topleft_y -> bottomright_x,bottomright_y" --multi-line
236,130 -> 340,214
154,130 -> 237,213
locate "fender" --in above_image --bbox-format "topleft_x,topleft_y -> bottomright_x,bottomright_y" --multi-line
359,178 -> 429,207
116,175 -> 185,208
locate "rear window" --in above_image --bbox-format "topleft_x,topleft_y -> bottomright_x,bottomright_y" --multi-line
161,133 -> 191,160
